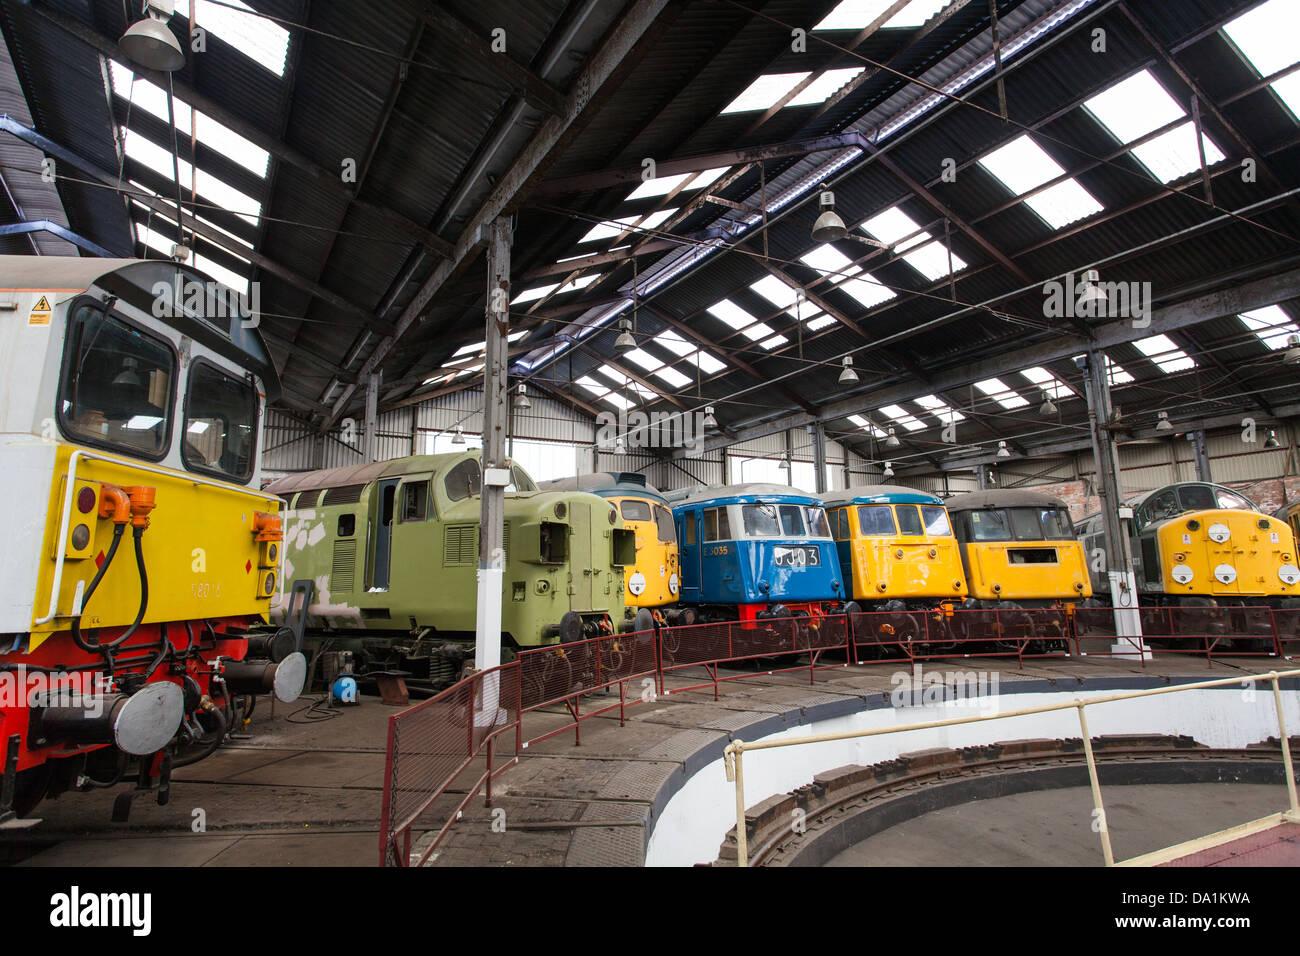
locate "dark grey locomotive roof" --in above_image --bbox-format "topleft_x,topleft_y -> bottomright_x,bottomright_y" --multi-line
1123,481 -> 1258,512
944,489 -> 1070,512
541,471 -> 666,503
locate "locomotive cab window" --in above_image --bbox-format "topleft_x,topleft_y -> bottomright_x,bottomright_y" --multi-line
1008,508 -> 1044,540
704,506 -> 732,541
896,505 -> 924,536
1040,507 -> 1073,538
444,459 -> 482,501
58,302 -> 175,460
1179,486 -> 1218,511
830,508 -> 848,540
968,509 -> 1011,541
183,361 -> 257,481
654,505 -> 675,542
621,499 -> 652,522
742,504 -> 782,537
779,505 -> 805,536
401,481 -> 430,521
682,514 -> 697,545
1211,488 -> 1250,511
510,465 -> 537,492
922,506 -> 952,536
856,505 -> 896,536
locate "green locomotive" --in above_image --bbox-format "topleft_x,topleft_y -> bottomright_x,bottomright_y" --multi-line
264,452 -> 635,688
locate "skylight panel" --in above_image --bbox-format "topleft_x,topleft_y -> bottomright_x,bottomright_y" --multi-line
575,376 -> 608,397
174,0 -> 290,78
626,167 -> 728,200
578,208 -> 678,243
1134,334 -> 1195,373
110,63 -> 270,177
816,0 -> 954,30
722,73 -> 811,114
123,129 -> 262,225
807,315 -> 838,331
914,394 -> 966,422
787,68 -> 866,107
1239,305 -> 1300,349
557,273 -> 601,293
848,414 -> 888,439
135,221 -> 247,293
1022,180 -> 1103,229
511,283 -> 558,304
1074,354 -> 1136,385
708,299 -> 757,331
861,206 -> 928,250
1223,0 -> 1298,77
801,244 -> 858,278
975,378 -> 1030,409
694,351 -> 727,375
1082,69 -> 1187,144
758,334 -> 789,350
978,135 -> 1105,228
129,196 -> 252,250
1129,124 -> 1226,183
901,240 -> 967,281
840,273 -> 896,308
749,274 -> 830,328
652,365 -> 691,388
656,330 -> 695,357
878,404 -> 925,431
622,347 -> 661,372
1020,366 -> 1074,400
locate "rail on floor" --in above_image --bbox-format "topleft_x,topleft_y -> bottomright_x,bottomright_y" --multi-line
379,605 -> 1300,866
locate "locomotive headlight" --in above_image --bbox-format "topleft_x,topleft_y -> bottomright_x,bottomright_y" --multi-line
1208,523 -> 1231,543
1213,564 -> 1237,585
554,502 -> 567,519
71,523 -> 91,550
1279,564 -> 1300,586
1171,564 -> 1194,584
260,570 -> 277,597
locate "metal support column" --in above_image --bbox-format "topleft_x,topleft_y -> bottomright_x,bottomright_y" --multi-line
475,216 -> 511,679
784,429 -> 795,487
811,423 -> 827,493
1080,352 -> 1144,652
311,432 -> 325,470
1190,430 -> 1212,482
363,372 -> 381,463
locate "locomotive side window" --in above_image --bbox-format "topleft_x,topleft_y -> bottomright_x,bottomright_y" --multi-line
1141,489 -> 1180,527
183,361 -> 257,481
682,513 -> 697,545
921,506 -> 952,536
510,465 -> 537,492
654,505 -> 676,542
856,505 -> 896,536
621,499 -> 652,521
444,459 -> 482,501
896,505 -> 924,536
337,513 -> 355,536
1179,486 -> 1216,511
58,303 -> 175,459
742,504 -> 781,537
704,506 -> 731,541
830,508 -> 848,539
401,481 -> 430,521
969,509 -> 1011,541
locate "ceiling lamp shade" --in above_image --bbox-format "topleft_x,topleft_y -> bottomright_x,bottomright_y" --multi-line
613,318 -> 636,353
884,426 -> 900,449
811,184 -> 847,243
1039,394 -> 1057,417
514,383 -> 531,410
838,355 -> 859,385
1265,429 -> 1280,449
1077,268 -> 1109,310
120,4 -> 185,73
1155,410 -> 1173,433
451,425 -> 466,445
702,405 -> 717,428
1285,334 -> 1300,365
996,440 -> 1011,459
882,461 -> 894,479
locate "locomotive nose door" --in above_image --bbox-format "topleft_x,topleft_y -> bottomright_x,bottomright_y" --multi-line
371,478 -> 401,590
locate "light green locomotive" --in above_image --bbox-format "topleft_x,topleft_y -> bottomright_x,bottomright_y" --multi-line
264,452 -> 634,688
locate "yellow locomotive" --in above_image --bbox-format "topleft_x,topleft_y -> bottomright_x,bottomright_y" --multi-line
0,256 -> 304,820
540,472 -> 682,629
1083,481 -> 1300,610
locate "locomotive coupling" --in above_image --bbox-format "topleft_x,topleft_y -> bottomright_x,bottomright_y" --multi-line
28,682 -> 184,756
222,652 -> 307,703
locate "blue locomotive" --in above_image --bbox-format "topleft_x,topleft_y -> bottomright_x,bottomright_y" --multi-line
671,483 -> 848,624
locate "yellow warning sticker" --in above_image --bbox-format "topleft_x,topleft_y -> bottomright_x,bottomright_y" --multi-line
28,294 -> 51,326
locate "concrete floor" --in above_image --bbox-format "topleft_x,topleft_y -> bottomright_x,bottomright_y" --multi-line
823,783 -> 1292,866
3,650 -> 1297,866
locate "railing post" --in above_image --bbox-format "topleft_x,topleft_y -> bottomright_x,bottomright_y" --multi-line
485,734 -> 495,807
725,742 -> 748,868
655,622 -> 665,697
1077,701 -> 1115,866
1269,672 -> 1300,820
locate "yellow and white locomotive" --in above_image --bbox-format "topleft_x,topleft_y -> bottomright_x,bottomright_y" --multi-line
0,256 -> 304,821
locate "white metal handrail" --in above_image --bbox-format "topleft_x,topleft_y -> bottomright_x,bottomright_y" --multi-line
723,668 -> 1300,867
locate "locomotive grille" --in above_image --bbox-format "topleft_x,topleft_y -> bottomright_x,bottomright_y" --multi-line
444,523 -> 509,565
331,539 -> 356,591
444,525 -> 476,566
322,484 -> 367,506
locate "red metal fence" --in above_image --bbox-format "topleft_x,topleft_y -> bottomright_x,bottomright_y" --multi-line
380,604 -> 1300,865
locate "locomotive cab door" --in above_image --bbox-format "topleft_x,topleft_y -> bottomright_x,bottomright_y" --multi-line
371,478 -> 401,590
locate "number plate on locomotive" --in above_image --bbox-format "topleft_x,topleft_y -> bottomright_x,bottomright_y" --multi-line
773,546 -> 819,567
